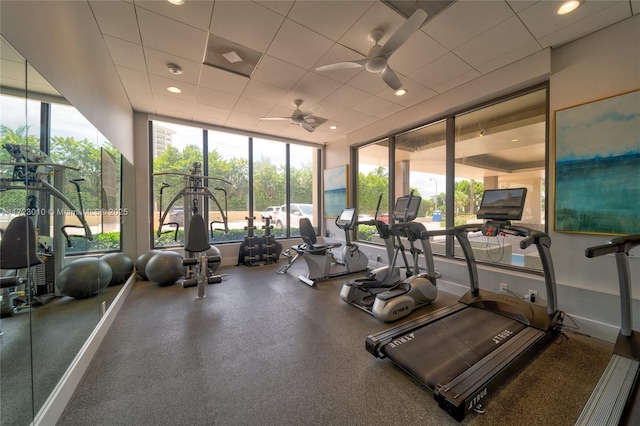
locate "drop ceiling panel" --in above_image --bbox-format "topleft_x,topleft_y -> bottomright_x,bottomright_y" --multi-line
104,35 -> 146,71
255,0 -> 294,17
196,86 -> 239,109
323,84 -> 371,108
198,65 -> 249,95
387,30 -> 448,76
137,8 -> 208,63
251,55 -> 307,90
454,16 -> 540,70
34,0 -> 635,145
409,52 -> 474,90
423,0 -> 515,50
144,47 -> 201,85
537,2 -> 634,48
116,66 -> 152,93
209,1 -> 284,53
353,95 -> 404,118
287,0 -> 373,42
233,97 -> 273,117
288,72 -> 342,103
89,0 -> 140,43
193,102 -> 231,122
266,19 -> 334,69
516,0 -> 623,39
149,75 -> 198,102
134,0 -> 214,31
241,79 -> 288,105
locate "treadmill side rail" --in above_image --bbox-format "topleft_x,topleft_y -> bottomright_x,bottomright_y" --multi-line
365,303 -> 467,357
434,327 -> 551,421
575,356 -> 639,426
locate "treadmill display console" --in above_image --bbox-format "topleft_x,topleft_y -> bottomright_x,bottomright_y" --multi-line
476,188 -> 527,220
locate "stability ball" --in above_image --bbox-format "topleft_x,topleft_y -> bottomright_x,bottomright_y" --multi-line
100,252 -> 134,286
57,258 -> 113,299
135,249 -> 162,280
146,251 -> 184,286
206,246 -> 222,272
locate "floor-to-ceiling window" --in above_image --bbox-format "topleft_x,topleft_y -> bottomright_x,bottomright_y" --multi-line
453,87 -> 547,269
356,139 -> 389,242
150,121 -> 322,247
353,84 -> 548,272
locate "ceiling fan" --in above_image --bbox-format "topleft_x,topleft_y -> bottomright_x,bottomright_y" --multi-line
260,99 -> 321,133
315,8 -> 428,91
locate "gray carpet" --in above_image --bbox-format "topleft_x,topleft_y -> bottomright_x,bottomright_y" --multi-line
57,262 -> 612,426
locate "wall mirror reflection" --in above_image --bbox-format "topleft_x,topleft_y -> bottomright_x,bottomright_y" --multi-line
1,36 -> 130,426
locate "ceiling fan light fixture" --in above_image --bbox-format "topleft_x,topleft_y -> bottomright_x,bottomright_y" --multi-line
166,0 -> 185,5
394,88 -> 407,96
166,86 -> 182,94
557,0 -> 581,15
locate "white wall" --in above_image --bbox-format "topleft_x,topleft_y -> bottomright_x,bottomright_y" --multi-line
327,15 -> 640,342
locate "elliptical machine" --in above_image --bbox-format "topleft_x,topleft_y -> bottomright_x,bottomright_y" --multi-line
277,207 -> 368,287
340,192 -> 440,322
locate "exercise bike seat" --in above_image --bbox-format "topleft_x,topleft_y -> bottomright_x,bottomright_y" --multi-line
375,281 -> 411,301
297,218 -> 341,255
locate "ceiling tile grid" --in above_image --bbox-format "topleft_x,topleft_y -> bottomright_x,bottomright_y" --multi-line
81,0 -> 637,144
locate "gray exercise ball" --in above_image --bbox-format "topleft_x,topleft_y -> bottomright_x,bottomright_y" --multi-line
206,246 -> 222,272
57,258 -> 113,299
135,249 -> 162,280
100,252 -> 134,286
146,251 -> 184,286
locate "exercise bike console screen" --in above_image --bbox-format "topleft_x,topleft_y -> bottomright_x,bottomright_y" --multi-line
477,188 -> 527,220
336,207 -> 357,228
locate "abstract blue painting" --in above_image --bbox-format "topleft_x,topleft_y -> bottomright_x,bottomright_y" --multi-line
555,89 -> 640,234
324,165 -> 348,218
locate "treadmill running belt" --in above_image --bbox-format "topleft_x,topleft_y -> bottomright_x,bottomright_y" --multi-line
383,306 -> 527,389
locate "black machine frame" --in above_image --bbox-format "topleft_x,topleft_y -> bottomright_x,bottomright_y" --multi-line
366,191 -> 563,421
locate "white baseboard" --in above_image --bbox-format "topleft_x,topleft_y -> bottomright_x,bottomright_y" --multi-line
33,273 -> 137,426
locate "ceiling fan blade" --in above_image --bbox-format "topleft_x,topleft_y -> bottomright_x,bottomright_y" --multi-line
260,117 -> 290,121
381,66 -> 403,90
378,8 -> 428,58
315,59 -> 367,72
301,121 -> 315,132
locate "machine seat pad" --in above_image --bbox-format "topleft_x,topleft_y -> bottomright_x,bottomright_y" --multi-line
376,281 -> 411,301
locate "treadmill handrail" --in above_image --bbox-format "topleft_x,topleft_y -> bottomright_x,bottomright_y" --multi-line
586,234 -> 640,337
453,222 -> 558,316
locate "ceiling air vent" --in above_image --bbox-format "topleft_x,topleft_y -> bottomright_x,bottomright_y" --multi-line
203,33 -> 262,78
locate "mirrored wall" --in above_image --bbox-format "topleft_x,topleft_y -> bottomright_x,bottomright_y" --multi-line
1,36 -> 129,426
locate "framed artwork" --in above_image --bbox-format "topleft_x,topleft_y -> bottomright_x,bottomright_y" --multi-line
324,164 -> 348,218
554,89 -> 640,235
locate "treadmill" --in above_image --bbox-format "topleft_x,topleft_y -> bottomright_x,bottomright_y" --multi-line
366,188 -> 563,421
576,235 -> 640,426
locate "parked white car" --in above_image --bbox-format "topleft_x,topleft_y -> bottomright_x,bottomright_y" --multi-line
275,204 -> 313,229
260,206 -> 281,220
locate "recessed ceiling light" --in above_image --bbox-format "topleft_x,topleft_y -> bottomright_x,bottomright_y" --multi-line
394,88 -> 407,96
166,86 -> 182,94
329,125 -> 338,130
167,0 -> 185,5
557,0 -> 581,15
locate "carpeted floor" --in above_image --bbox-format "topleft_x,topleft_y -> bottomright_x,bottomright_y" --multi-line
57,261 -> 612,426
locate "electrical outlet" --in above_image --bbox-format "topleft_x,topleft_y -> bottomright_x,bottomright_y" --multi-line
528,290 -> 538,302
500,283 -> 508,294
